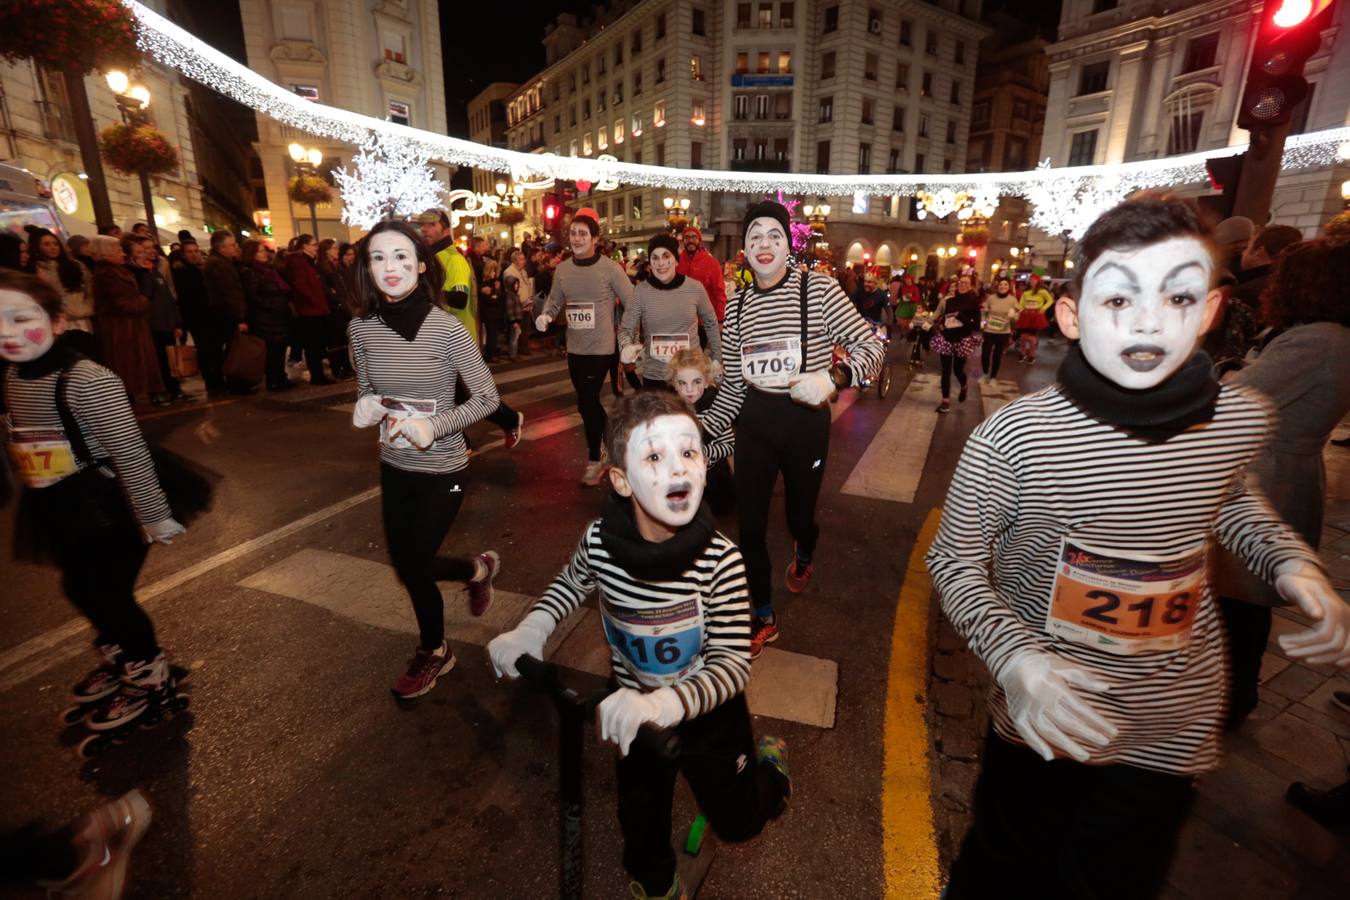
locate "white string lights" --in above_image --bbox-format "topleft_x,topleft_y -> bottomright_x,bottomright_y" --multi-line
332,133 -> 443,229
126,1 -> 1350,208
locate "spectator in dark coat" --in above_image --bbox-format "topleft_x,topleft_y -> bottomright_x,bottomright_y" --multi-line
128,234 -> 184,403
171,239 -> 219,390
203,229 -> 251,394
88,235 -> 163,400
240,239 -> 294,391
282,234 -> 334,385
317,238 -> 353,378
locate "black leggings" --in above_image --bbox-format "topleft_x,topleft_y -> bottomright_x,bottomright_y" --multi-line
734,390 -> 831,617
947,731 -> 1193,900
980,333 -> 1010,379
940,353 -> 968,398
617,694 -> 788,895
568,352 -> 616,461
379,463 -> 476,650
27,470 -> 157,661
296,316 -> 328,381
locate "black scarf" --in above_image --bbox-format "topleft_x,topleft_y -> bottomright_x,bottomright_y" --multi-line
377,286 -> 434,342
1057,343 -> 1220,443
646,272 -> 687,291
598,493 -> 716,581
573,251 -> 600,267
15,333 -> 85,380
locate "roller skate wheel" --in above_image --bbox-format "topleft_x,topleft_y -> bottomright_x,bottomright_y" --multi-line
60,704 -> 91,726
77,733 -> 110,759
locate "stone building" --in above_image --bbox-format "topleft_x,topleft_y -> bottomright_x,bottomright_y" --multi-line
468,82 -> 520,199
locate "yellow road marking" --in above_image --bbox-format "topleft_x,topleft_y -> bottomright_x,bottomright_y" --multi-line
882,506 -> 943,898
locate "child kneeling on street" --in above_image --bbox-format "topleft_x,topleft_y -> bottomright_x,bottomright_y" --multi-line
489,390 -> 790,900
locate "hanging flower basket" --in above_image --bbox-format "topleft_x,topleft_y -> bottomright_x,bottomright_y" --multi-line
289,174 -> 333,206
0,0 -> 141,76
498,207 -> 525,226
959,225 -> 991,250
100,123 -> 179,176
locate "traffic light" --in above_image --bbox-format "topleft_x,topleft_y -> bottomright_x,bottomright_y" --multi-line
1200,152 -> 1246,219
1236,0 -> 1335,129
542,193 -> 564,237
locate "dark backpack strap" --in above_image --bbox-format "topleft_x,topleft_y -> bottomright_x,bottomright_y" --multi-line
798,270 -> 810,374
55,364 -> 96,468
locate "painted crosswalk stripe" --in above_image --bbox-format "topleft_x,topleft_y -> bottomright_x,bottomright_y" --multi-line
839,374 -> 942,504
979,377 -> 1022,419
240,548 -> 838,728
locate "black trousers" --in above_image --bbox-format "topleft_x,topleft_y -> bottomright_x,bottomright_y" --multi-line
939,352 -> 968,398
980,333 -> 1010,379
27,470 -> 157,661
194,315 -> 226,391
946,731 -> 1194,900
1218,595 -> 1273,725
617,694 -> 788,895
379,463 -> 475,650
264,339 -> 288,388
150,330 -> 181,396
734,390 -> 831,617
568,352 -> 616,461
296,316 -> 328,381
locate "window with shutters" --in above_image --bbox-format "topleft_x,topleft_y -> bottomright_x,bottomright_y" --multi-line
858,142 -> 871,173
861,97 -> 874,124
1078,61 -> 1109,95
822,51 -> 836,79
892,105 -> 906,132
865,53 -> 878,81
819,96 -> 833,123
824,5 -> 838,32
1068,130 -> 1098,165
816,140 -> 831,173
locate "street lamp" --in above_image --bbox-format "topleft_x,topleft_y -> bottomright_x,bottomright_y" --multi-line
663,195 -> 691,231
495,179 -> 523,246
289,142 -> 326,235
1341,178 -> 1350,210
105,72 -> 159,241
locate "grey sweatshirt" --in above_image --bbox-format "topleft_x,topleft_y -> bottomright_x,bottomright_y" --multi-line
540,253 -> 634,356
619,274 -> 721,382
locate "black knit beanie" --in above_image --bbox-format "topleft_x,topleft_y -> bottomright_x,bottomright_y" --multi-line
741,201 -> 791,245
648,234 -> 679,257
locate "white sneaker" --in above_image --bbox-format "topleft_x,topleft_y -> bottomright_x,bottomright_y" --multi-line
581,459 -> 605,486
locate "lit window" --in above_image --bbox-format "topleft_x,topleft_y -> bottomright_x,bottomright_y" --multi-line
388,100 -> 411,126
654,101 -> 666,127
598,127 -> 608,150
631,112 -> 643,136
691,101 -> 706,125
691,56 -> 704,80
615,118 -> 625,143
583,134 -> 593,155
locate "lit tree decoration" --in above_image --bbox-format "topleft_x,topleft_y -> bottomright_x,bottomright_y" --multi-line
768,191 -> 813,255
1025,161 -> 1132,240
333,132 -> 444,229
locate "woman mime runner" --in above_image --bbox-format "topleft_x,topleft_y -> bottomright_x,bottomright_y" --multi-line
346,222 -> 503,702
699,201 -> 884,657
618,234 -> 721,390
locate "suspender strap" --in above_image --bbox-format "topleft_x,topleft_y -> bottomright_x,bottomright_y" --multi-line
734,271 -> 812,374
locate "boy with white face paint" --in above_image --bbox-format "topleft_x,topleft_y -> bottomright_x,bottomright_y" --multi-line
488,391 -> 790,900
927,198 -> 1350,898
700,200 -> 884,657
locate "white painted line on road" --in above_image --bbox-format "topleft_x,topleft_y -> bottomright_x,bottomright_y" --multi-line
839,374 -> 942,504
242,548 -> 838,728
979,378 -> 1021,419
0,487 -> 382,694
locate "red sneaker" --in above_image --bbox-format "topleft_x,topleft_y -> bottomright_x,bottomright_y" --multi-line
785,549 -> 813,594
750,615 -> 779,660
503,411 -> 525,450
391,642 -> 455,701
467,551 -> 500,617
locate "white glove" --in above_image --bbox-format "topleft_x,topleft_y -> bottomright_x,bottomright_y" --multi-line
997,651 -> 1117,763
353,394 -> 387,428
709,359 -> 724,384
387,416 -> 435,449
487,609 -> 556,678
535,313 -> 552,332
142,517 -> 186,545
787,370 -> 837,408
619,343 -> 644,365
1275,560 -> 1350,667
597,686 -> 685,757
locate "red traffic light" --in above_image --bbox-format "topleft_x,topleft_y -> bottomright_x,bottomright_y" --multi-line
1236,0 -> 1333,129
544,203 -> 558,221
1272,0 -> 1314,27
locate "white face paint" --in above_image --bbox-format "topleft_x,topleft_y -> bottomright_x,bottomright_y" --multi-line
1073,236 -> 1217,390
367,231 -> 424,301
650,247 -> 678,283
617,414 -> 706,533
672,366 -> 707,406
569,222 -> 597,258
744,217 -> 788,285
0,289 -> 57,363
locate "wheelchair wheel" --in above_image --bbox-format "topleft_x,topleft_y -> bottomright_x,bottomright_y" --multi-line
877,361 -> 893,399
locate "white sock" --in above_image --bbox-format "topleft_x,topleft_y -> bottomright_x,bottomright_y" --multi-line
472,558 -> 488,582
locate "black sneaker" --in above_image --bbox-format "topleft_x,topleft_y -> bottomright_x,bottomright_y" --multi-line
1286,777 -> 1350,831
1332,690 -> 1350,714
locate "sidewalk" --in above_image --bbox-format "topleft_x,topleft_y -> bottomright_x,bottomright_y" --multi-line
926,430 -> 1350,898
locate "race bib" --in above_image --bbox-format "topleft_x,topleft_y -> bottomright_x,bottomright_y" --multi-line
379,396 -> 437,449
987,313 -> 1009,331
601,594 -> 704,687
6,427 -> 78,488
650,333 -> 692,362
565,303 -> 596,330
741,337 -> 802,389
944,314 -> 963,330
1045,539 -> 1206,655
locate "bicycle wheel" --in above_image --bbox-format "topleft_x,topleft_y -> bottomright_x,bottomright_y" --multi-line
877,362 -> 893,399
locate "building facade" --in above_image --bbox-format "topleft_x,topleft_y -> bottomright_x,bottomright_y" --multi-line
468,82 -> 519,199
503,0 -> 990,274
1040,0 -> 1350,255
239,0 -> 450,245
0,0 -> 254,242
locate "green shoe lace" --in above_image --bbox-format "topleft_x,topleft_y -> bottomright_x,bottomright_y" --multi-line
629,874 -> 685,900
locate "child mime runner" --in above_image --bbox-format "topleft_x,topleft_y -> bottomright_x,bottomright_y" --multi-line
926,198 -> 1350,899
489,390 -> 790,900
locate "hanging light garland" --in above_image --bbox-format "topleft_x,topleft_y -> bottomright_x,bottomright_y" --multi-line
126,0 -> 1350,207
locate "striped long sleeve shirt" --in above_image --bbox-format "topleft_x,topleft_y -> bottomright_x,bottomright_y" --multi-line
348,307 -> 500,475
540,254 -> 635,356
3,360 -> 172,525
701,269 -> 885,436
531,521 -> 753,719
619,276 -> 721,383
925,383 -> 1322,775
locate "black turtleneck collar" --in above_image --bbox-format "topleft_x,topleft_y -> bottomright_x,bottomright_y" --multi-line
430,235 -> 457,256
15,334 -> 85,379
598,493 -> 716,581
573,251 -> 601,267
751,268 -> 792,294
376,285 -> 434,342
1057,343 -> 1220,443
647,272 -> 687,291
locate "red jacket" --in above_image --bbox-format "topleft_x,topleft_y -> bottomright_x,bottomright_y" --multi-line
285,252 -> 328,318
677,247 -> 726,322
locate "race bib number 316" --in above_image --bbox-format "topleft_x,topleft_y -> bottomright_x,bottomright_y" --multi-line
1045,539 -> 1206,655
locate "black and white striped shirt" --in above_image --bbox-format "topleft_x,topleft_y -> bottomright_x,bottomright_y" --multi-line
701,269 -> 884,435
3,360 -> 172,525
926,383 -> 1321,775
531,520 -> 752,718
348,307 -> 500,474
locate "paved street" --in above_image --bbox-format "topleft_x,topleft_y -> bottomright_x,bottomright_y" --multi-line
2,338 -> 1348,899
